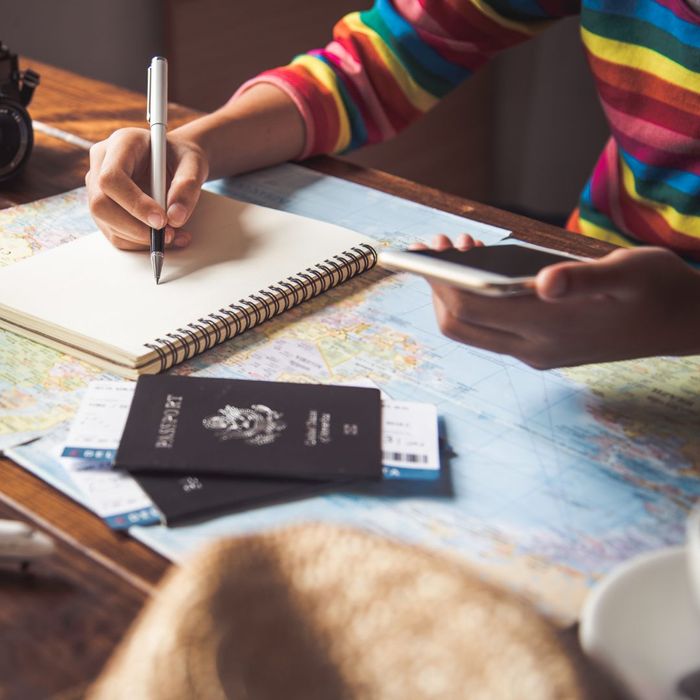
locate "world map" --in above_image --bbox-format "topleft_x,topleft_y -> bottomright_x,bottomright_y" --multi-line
2,164 -> 699,623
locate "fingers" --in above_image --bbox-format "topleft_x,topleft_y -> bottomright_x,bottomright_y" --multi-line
87,129 -> 208,251
455,233 -> 484,250
431,281 -> 515,331
166,148 -> 208,229
536,248 -> 651,302
431,280 -> 543,331
429,281 -> 581,369
87,175 -> 188,251
408,233 -> 484,251
535,262 -> 576,301
87,130 -> 164,250
94,129 -> 166,228
432,234 -> 453,251
431,285 -> 522,355
86,171 -> 153,246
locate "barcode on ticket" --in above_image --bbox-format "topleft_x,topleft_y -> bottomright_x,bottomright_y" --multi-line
383,450 -> 430,465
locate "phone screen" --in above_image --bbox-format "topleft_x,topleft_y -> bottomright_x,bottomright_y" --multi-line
412,244 -> 576,278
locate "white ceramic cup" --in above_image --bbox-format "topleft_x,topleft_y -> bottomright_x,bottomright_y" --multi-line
687,502 -> 700,613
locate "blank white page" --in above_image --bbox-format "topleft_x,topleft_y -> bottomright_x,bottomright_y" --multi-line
0,190 -> 373,361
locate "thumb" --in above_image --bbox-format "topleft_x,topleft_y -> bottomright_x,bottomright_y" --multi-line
536,250 -> 637,302
166,149 -> 208,230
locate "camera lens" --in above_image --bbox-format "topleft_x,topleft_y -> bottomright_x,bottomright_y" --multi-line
0,103 -> 31,180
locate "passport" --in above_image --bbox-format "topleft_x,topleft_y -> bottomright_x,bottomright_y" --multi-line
134,472 -> 323,525
115,375 -> 382,481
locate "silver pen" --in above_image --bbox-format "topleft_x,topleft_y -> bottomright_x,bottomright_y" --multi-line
147,56 -> 168,284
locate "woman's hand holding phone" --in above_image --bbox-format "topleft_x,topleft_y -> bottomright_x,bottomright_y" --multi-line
410,235 -> 700,369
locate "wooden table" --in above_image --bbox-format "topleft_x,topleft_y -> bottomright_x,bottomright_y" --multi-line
0,60 -> 616,699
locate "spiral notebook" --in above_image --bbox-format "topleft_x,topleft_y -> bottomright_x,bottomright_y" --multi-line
0,189 -> 377,378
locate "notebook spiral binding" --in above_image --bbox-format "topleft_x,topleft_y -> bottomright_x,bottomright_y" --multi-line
144,243 -> 377,372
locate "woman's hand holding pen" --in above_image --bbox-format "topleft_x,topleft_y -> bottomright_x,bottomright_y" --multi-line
86,84 -> 304,251
86,128 -> 208,251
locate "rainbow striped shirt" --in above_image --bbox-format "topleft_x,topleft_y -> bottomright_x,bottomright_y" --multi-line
240,1 -> 700,260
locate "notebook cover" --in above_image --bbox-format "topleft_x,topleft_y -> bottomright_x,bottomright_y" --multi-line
115,376 -> 382,481
0,190 -> 376,377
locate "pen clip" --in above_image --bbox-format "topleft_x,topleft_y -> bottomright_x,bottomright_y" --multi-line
146,65 -> 152,124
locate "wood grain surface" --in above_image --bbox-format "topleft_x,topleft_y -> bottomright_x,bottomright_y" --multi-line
0,59 -> 617,699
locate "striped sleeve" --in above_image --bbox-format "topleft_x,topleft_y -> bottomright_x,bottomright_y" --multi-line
235,0 -> 580,158
576,1 -> 700,258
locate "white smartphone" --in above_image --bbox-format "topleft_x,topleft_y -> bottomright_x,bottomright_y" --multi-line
377,243 -> 589,297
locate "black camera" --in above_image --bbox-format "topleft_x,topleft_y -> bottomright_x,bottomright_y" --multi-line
0,43 -> 39,182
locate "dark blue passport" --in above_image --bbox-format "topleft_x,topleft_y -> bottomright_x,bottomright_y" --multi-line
115,375 -> 382,481
134,472 -> 325,525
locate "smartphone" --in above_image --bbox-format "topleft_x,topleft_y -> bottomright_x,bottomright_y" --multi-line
377,243 -> 588,297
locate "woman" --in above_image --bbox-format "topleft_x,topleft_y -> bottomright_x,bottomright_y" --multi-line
86,0 -> 700,368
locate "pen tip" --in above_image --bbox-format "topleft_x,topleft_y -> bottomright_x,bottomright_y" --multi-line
151,252 -> 164,285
